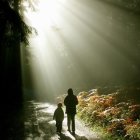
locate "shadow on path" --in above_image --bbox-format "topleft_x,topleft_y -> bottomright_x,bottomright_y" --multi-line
72,133 -> 100,140
72,133 -> 88,140
58,133 -> 73,140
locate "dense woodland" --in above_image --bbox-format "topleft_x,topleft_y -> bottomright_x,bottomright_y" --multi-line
0,0 -> 140,139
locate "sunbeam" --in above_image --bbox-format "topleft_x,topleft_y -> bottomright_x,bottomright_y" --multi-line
21,0 -> 140,101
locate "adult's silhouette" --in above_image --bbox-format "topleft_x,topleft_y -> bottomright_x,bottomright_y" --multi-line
64,88 -> 78,135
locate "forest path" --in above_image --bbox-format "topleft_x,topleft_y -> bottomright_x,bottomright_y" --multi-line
25,102 -> 101,140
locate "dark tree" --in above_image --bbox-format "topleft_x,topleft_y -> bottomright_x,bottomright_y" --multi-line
0,0 -> 31,139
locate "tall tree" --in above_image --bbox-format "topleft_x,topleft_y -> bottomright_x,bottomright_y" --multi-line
0,0 -> 31,139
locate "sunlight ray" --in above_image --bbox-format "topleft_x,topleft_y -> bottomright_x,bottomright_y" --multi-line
21,0 -> 140,101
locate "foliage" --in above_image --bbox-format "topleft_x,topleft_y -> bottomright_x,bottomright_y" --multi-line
0,0 -> 33,48
77,88 -> 140,140
0,1 -> 34,139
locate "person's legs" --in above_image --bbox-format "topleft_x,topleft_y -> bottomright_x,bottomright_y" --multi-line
59,121 -> 62,133
71,114 -> 75,133
56,121 -> 62,133
56,121 -> 59,132
67,114 -> 71,131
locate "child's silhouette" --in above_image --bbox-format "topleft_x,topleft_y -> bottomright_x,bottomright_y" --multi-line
53,103 -> 64,134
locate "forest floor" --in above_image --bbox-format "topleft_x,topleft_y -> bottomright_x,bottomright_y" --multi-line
24,101 -> 101,140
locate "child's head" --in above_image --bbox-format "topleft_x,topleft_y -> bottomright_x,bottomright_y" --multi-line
58,103 -> 62,108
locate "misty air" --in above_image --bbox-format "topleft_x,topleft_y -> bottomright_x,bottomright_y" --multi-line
0,0 -> 140,140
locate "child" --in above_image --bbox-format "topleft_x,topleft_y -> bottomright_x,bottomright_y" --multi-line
53,103 -> 64,134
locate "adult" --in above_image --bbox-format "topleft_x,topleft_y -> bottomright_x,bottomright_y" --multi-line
64,88 -> 78,135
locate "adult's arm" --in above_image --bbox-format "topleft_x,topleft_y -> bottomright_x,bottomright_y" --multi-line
75,95 -> 78,105
64,96 -> 68,106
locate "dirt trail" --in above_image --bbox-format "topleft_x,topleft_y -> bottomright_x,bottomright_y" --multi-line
25,102 -> 101,140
